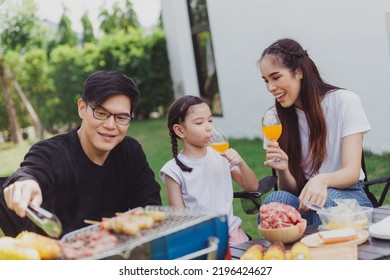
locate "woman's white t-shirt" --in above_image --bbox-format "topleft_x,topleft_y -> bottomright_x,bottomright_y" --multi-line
298,89 -> 371,180
264,89 -> 371,180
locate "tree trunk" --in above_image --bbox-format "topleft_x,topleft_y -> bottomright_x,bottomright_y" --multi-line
9,70 -> 44,139
0,60 -> 23,144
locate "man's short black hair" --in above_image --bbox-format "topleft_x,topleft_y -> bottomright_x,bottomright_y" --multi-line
82,71 -> 140,115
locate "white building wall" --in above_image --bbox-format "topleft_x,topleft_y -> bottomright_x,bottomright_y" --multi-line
160,0 -> 199,98
161,0 -> 390,154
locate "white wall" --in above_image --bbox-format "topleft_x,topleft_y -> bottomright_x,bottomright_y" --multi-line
162,0 -> 390,154
161,0 -> 199,98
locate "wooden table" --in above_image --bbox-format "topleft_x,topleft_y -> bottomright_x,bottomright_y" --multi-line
230,205 -> 390,260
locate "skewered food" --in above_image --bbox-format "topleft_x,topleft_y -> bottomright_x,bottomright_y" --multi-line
16,231 -> 61,260
0,237 -> 41,260
240,244 -> 263,260
289,242 -> 312,260
263,242 -> 285,260
98,210 -> 166,235
148,210 -> 166,222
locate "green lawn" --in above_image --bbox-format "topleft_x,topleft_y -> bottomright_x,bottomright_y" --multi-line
1,118 -> 390,239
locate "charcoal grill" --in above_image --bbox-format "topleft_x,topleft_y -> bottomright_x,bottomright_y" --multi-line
61,206 -> 229,260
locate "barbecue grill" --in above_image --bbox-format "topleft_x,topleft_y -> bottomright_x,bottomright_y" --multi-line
61,206 -> 229,260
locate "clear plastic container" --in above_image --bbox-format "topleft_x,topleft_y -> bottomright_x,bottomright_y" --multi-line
318,206 -> 373,230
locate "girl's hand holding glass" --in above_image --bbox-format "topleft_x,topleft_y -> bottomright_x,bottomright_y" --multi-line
210,127 -> 242,167
210,127 -> 229,153
224,148 -> 243,168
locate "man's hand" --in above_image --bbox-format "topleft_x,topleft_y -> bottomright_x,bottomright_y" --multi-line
3,179 -> 42,217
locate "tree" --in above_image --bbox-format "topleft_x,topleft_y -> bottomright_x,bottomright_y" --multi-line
0,0 -> 174,136
81,12 -> 95,46
56,7 -> 78,46
0,60 -> 23,143
99,0 -> 140,34
136,29 -> 173,118
0,0 -> 44,143
122,0 -> 140,29
0,0 -> 43,52
49,45 -> 85,131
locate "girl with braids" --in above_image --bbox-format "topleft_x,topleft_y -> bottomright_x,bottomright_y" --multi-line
259,38 -> 372,224
160,95 -> 258,245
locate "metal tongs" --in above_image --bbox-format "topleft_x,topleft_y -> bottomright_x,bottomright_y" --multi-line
26,204 -> 62,238
303,201 -> 324,212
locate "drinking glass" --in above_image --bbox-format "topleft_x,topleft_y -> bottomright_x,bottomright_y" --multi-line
262,111 -> 282,163
210,127 -> 229,153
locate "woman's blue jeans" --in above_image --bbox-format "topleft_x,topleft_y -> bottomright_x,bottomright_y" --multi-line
258,181 -> 373,225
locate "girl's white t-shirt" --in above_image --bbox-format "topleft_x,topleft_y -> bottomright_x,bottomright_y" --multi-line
160,147 -> 241,232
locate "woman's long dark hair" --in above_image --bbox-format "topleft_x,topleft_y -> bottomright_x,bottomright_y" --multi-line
167,95 -> 208,172
260,38 -> 340,190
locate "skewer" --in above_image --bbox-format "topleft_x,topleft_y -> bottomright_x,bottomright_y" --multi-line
84,219 -> 100,225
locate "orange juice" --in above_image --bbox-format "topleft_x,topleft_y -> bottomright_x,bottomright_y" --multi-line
210,142 -> 229,153
262,124 -> 282,142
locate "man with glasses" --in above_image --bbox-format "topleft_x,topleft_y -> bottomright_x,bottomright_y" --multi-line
1,71 -> 162,237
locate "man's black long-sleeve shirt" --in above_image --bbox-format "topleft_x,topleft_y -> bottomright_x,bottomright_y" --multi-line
1,129 -> 161,237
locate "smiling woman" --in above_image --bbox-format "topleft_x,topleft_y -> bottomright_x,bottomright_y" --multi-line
258,38 -> 374,226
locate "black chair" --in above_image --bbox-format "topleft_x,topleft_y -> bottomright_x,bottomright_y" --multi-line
361,154 -> 390,208
233,171 -> 277,215
234,152 -> 390,213
0,177 -> 7,186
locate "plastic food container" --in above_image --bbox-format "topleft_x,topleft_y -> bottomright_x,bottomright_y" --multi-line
318,206 -> 373,230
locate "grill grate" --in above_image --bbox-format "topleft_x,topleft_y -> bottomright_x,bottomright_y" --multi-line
61,206 -> 226,259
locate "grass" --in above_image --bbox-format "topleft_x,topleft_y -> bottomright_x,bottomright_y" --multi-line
1,118 -> 390,239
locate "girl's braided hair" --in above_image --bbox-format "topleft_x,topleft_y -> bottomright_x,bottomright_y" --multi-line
167,95 -> 208,172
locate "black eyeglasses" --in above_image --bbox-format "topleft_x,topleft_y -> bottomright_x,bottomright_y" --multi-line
87,102 -> 133,126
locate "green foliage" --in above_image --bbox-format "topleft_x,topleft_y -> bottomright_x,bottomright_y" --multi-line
0,0 -> 43,53
99,0 -> 140,34
0,0 -> 173,134
56,11 -> 78,46
48,45 -> 86,131
3,49 -> 50,129
136,29 -> 174,118
97,28 -> 144,71
81,12 -> 96,46
21,48 -> 55,129
2,52 -> 30,128
94,28 -> 174,118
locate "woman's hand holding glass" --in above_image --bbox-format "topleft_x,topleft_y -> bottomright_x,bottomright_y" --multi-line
262,111 -> 284,165
264,142 -> 288,169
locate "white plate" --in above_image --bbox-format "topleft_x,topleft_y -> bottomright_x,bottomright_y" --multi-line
301,229 -> 369,248
369,216 -> 390,240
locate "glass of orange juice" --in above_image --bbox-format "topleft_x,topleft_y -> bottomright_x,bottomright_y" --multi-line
262,111 -> 282,163
210,127 -> 229,153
